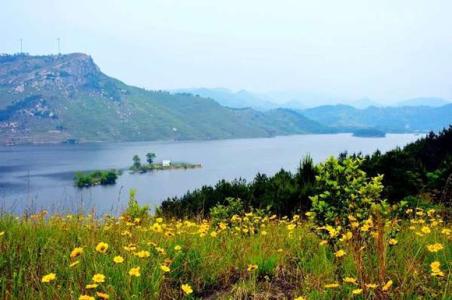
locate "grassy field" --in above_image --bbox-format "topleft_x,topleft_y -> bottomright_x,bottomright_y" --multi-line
0,208 -> 450,299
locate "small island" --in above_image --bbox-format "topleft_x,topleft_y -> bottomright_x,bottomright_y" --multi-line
129,152 -> 201,173
74,169 -> 121,188
352,128 -> 386,138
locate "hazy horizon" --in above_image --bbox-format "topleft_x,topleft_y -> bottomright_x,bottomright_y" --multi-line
1,0 -> 452,104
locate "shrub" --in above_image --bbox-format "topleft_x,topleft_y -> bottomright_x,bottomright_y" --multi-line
123,189 -> 149,220
210,197 -> 244,226
309,156 -> 386,233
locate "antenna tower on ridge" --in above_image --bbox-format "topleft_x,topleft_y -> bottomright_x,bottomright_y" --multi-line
57,38 -> 61,55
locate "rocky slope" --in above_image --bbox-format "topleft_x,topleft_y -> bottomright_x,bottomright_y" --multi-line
0,53 -> 328,145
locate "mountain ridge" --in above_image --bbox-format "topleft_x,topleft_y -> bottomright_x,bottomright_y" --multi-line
301,104 -> 452,132
0,53 -> 328,145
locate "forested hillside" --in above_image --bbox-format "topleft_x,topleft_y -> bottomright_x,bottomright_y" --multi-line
160,127 -> 452,218
0,53 -> 327,145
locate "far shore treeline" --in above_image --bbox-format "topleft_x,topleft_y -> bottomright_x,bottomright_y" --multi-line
159,126 -> 452,218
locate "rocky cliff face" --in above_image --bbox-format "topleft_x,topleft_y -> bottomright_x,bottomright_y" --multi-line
0,53 -> 125,144
0,53 -> 100,91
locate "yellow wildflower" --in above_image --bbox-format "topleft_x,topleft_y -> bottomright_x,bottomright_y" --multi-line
343,277 -> 357,284
156,217 -> 163,223
427,243 -> 444,253
335,249 -> 346,258
388,239 -> 398,245
181,283 -> 193,295
324,225 -> 340,238
86,283 -> 98,289
113,256 -> 124,264
129,267 -> 141,277
79,295 -> 95,300
41,273 -> 56,283
247,264 -> 258,272
430,261 -> 444,277
95,242 -> 109,254
123,244 -> 137,252
219,222 -> 227,230
174,245 -> 182,251
152,223 -> 163,232
421,226 -> 431,234
361,224 -> 370,232
295,297 -> 306,300
352,289 -> 363,295
210,231 -> 217,238
135,250 -> 150,258
92,273 -> 105,283
287,224 -> 296,231
324,283 -> 340,288
70,247 -> 84,258
155,247 -> 166,255
160,265 -> 171,273
441,228 -> 451,236
382,280 -> 393,291
340,231 -> 353,242
365,283 -> 378,289
319,240 -> 328,246
96,292 -> 110,299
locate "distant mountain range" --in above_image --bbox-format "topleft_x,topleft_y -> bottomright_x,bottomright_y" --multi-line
0,54 -> 450,145
177,88 -> 451,110
172,88 -> 277,111
0,53 -> 327,145
301,104 -> 452,133
395,97 -> 451,107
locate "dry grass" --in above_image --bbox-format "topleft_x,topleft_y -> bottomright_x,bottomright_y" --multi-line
0,209 -> 450,299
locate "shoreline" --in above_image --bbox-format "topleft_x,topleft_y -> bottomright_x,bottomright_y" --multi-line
0,131 -> 426,148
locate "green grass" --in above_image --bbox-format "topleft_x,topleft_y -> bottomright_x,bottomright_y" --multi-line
0,209 -> 450,299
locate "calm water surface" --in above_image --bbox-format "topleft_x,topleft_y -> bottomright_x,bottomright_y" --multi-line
0,134 -> 419,214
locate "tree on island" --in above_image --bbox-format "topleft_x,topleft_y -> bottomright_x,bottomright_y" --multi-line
146,152 -> 156,164
132,155 -> 141,170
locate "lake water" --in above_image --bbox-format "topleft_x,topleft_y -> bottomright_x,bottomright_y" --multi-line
0,133 -> 419,215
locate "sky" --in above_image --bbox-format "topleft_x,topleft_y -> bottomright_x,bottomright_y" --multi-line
1,0 -> 452,104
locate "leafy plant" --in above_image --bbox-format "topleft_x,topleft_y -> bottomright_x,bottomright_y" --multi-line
123,189 -> 149,220
309,156 -> 385,232
210,197 -> 244,226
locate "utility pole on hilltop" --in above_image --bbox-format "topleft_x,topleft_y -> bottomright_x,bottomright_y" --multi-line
20,38 -> 23,53
57,38 -> 61,55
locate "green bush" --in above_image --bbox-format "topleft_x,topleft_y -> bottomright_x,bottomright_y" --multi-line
309,157 -> 386,239
73,170 -> 118,188
123,189 -> 149,220
210,197 -> 244,226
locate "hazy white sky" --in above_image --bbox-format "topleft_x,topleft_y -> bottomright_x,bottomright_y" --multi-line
1,0 -> 451,103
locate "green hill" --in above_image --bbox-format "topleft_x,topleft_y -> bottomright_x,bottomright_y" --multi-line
0,53 -> 328,145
